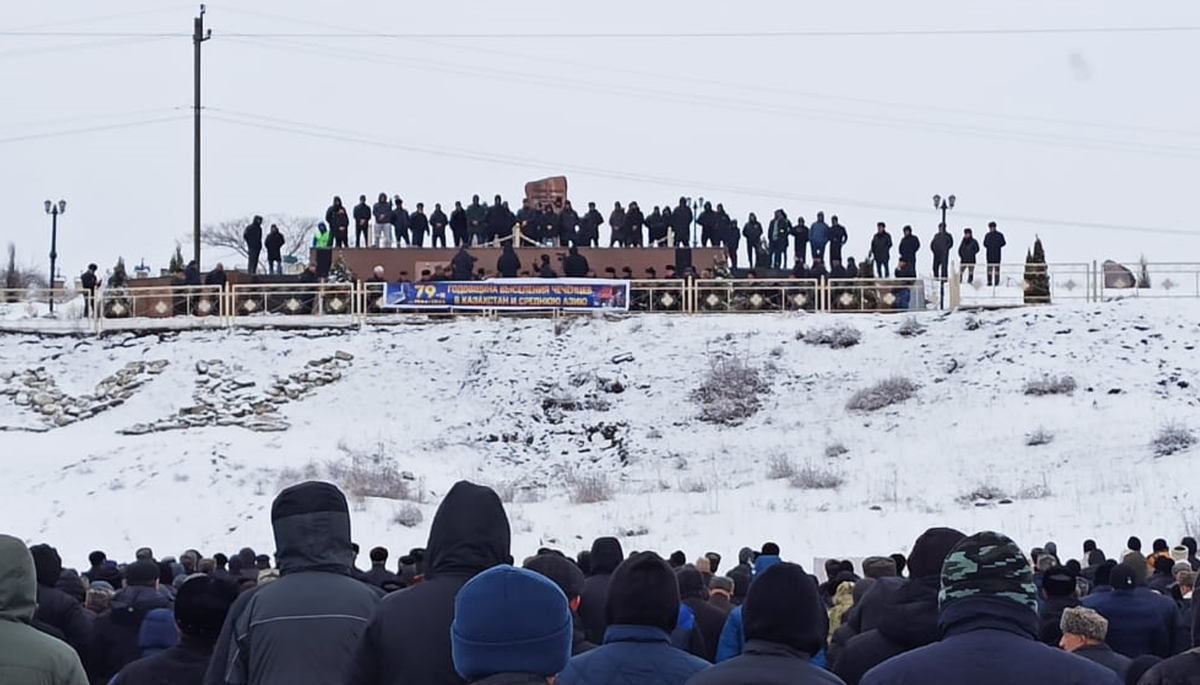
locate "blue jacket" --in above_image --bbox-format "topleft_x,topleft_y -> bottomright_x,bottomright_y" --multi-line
860,597 -> 1122,685
1082,587 -> 1182,657
809,220 -> 829,249
558,624 -> 710,685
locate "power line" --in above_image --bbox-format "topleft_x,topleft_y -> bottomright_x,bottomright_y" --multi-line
0,106 -> 186,130
0,115 -> 189,145
205,109 -> 1197,238
222,36 -> 1200,159
7,25 -> 1200,38
0,5 -> 192,33
0,35 -> 173,59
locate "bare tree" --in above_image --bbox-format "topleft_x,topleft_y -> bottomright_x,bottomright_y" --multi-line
199,215 -> 317,261
3,242 -> 49,299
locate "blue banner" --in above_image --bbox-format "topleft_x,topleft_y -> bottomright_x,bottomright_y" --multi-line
383,279 -> 630,311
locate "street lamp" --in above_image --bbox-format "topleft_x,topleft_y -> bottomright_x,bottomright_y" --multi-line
932,193 -> 955,308
44,199 -> 66,314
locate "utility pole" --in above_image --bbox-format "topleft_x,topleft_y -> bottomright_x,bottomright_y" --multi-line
193,5 -> 211,269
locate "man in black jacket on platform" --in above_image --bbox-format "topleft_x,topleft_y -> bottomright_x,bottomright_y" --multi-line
347,481 -> 512,685
205,481 -> 380,685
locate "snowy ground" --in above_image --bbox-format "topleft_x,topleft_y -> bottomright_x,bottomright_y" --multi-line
2,299 -> 1198,572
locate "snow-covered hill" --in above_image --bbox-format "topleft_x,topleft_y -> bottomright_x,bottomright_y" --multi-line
2,300 -> 1198,570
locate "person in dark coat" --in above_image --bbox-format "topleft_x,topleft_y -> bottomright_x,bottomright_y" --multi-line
559,201 -> 581,247
1057,606 -> 1132,682
497,244 -> 521,278
579,202 -> 604,248
608,202 -> 627,247
525,553 -> 596,655
958,228 -> 980,284
392,197 -> 411,247
110,575 -> 237,685
27,544 -> 91,658
645,207 -> 668,246
325,197 -> 350,248
1082,563 -> 1183,658
87,560 -> 172,684
430,203 -> 449,248
557,552 -> 709,685
79,264 -> 99,318
137,607 -> 178,658
563,247 -> 589,278
353,195 -> 372,248
897,226 -> 920,273
451,566 -> 573,685
1138,648 -> 1200,685
372,192 -> 394,248
537,255 -> 557,278
809,212 -> 830,261
823,216 -> 845,262
687,562 -> 839,685
450,201 -> 468,247
579,537 -> 624,646
362,547 -> 401,590
624,202 -> 645,247
83,551 -> 123,589
204,482 -> 380,685
486,195 -> 514,245
451,247 -> 477,281
708,577 -> 735,617
243,216 -> 264,274
347,482 -> 512,685
929,223 -> 953,279
726,548 -> 754,607
678,567 -> 727,662
205,263 -> 227,288
264,225 -> 285,275
742,215 -> 763,269
410,203 -> 430,247
1038,566 -> 1081,646
870,223 -> 892,278
831,527 -> 965,685
791,217 -> 810,266
859,532 -> 1121,685
983,221 -> 1006,286
672,198 -> 693,247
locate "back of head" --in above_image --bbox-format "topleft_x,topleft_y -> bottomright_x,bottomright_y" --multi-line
1042,567 -> 1078,598
426,481 -> 512,579
939,531 -> 1037,614
605,551 -> 680,633
27,544 -> 62,588
176,575 -> 239,641
742,562 -> 826,656
761,542 -> 781,556
452,566 -> 571,680
1087,549 -> 1106,566
676,567 -> 706,600
524,554 -> 585,600
1093,560 -> 1117,587
1119,551 -> 1148,581
271,481 -> 353,575
0,534 -> 37,621
862,556 -> 897,579
1127,536 -> 1142,552
908,527 -> 967,578
370,547 -> 388,564
588,537 -> 624,575
1060,606 -> 1107,642
1110,563 -> 1139,590
124,560 -> 161,588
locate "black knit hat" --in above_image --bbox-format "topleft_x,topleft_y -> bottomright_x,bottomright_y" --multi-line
125,560 -> 160,587
1042,566 -> 1077,597
524,553 -> 586,599
1111,563 -> 1138,590
676,567 -> 706,600
605,552 -> 679,633
742,562 -> 826,656
175,575 -> 238,640
907,527 -> 967,578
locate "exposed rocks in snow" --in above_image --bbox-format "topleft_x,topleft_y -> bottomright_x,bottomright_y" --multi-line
119,352 -> 354,435
0,360 -> 167,430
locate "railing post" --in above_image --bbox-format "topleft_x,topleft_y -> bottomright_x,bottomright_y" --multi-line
949,260 -> 961,309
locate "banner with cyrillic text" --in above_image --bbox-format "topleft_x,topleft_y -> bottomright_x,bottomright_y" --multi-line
383,279 -> 630,311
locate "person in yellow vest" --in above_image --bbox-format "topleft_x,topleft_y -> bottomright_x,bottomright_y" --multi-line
313,222 -> 333,248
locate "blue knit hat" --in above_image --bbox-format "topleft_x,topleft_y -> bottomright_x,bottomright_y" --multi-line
452,565 -> 572,679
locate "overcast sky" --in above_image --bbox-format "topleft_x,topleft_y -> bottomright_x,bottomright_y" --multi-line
3,1 -> 1200,277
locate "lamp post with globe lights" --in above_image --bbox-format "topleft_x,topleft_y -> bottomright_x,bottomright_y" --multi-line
44,199 -> 66,314
933,194 -> 955,308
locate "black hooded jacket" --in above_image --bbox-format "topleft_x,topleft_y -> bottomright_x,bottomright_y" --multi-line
347,481 -> 511,685
833,575 -> 940,685
580,537 -> 624,645
678,568 -> 727,663
204,482 -> 380,685
29,544 -> 91,657
88,584 -> 171,683
688,563 -> 839,685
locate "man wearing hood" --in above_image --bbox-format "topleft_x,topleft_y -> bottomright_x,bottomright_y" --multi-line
563,247 -> 589,278
111,575 -> 238,685
687,562 -> 839,685
579,537 -> 624,645
496,245 -> 521,278
557,552 -> 709,685
204,481 -> 380,685
831,528 -> 965,685
0,534 -> 88,685
347,481 -> 511,685
28,544 -> 92,656
678,566 -> 727,663
860,531 -> 1121,685
726,547 -> 754,606
716,543 -> 782,662
87,559 -> 172,683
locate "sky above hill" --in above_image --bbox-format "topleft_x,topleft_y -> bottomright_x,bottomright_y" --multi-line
4,1 -> 1200,276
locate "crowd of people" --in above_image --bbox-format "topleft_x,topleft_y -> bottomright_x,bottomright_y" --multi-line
243,194 -> 1010,281
5,480 -> 1197,685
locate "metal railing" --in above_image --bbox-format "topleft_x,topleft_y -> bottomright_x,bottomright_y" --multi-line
3,260 -> 1199,332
